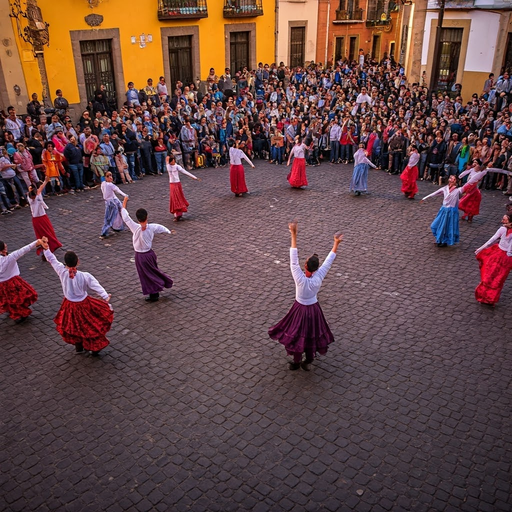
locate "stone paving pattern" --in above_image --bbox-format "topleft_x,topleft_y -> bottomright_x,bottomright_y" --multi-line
1,161 -> 511,511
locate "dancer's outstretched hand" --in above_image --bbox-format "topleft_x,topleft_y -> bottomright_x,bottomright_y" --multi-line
122,196 -> 129,209
334,232 -> 343,243
288,220 -> 298,234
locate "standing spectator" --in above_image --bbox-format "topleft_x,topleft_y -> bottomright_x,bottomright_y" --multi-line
5,107 -> 24,142
100,134 -> 118,182
64,135 -> 85,192
53,89 -> 69,118
27,93 -> 43,121
42,142 -> 65,195
13,143 -> 38,189
0,146 -> 24,208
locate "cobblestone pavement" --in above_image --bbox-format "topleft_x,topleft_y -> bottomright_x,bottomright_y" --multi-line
1,161 -> 511,512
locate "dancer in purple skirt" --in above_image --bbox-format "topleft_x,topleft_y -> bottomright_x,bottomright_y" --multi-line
121,196 -> 175,302
268,220 -> 343,371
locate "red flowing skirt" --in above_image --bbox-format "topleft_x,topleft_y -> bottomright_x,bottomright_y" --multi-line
459,183 -> 481,217
0,276 -> 38,320
169,182 -> 189,215
400,165 -> 419,197
54,296 -> 114,351
32,215 -> 62,255
475,245 -> 512,305
230,164 -> 248,194
287,158 -> 308,188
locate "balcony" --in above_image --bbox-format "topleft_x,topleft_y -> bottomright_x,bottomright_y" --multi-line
334,8 -> 364,21
158,0 -> 208,20
223,0 -> 263,17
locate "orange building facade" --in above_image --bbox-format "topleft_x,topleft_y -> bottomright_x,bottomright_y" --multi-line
316,0 -> 404,67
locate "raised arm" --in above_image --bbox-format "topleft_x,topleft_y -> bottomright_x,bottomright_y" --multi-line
43,247 -> 66,275
150,223 -> 173,235
121,207 -> 139,233
421,188 -> 444,202
177,165 -> 200,180
475,227 -> 504,255
8,240 -> 40,262
314,232 -> 342,281
37,176 -> 50,195
241,150 -> 255,168
112,184 -> 128,198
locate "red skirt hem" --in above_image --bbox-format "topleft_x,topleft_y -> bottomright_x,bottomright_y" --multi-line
169,182 -> 189,214
54,296 -> 113,351
287,158 -> 308,188
400,165 -> 419,197
230,164 -> 248,194
475,245 -> 512,305
459,183 -> 481,217
0,276 -> 38,320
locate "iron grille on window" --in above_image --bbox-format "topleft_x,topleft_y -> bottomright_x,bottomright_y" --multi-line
223,0 -> 263,17
366,0 -> 387,22
336,0 -> 363,19
158,0 -> 208,20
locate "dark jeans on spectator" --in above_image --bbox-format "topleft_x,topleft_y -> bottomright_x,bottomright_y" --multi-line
68,163 -> 84,190
330,141 -> 340,162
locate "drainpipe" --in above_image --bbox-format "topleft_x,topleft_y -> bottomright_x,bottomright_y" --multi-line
275,0 -> 279,64
325,0 -> 331,65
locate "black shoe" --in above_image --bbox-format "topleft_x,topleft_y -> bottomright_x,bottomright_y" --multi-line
14,316 -> 28,324
90,351 -> 101,357
145,293 -> 160,302
301,361 -> 312,371
288,362 -> 301,371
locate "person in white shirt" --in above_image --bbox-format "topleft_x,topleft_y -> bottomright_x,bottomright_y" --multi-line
121,196 -> 175,302
350,144 -> 377,196
99,171 -> 128,239
474,213 -> 512,306
41,240 -> 113,355
459,160 -> 512,223
268,221 -> 343,371
0,238 -> 43,323
166,154 -> 200,222
421,175 -> 464,247
400,145 -> 420,200
228,140 -> 254,197
28,177 -> 62,260
287,136 -> 309,189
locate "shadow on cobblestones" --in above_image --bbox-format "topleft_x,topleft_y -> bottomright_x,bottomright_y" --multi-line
1,163 -> 511,511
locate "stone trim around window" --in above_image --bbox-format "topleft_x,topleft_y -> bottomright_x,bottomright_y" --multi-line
161,26 -> 201,87
70,28 -> 125,113
224,23 -> 257,71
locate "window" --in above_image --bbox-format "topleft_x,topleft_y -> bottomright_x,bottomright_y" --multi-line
230,31 -> 250,73
372,34 -> 381,61
389,41 -> 396,60
399,25 -> 408,64
349,36 -> 357,62
335,37 -> 345,63
436,28 -> 463,92
290,27 -> 306,68
169,36 -> 193,85
366,0 -> 385,21
80,39 -> 116,107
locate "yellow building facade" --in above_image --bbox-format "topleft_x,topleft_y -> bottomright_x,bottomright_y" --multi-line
10,0 -> 275,115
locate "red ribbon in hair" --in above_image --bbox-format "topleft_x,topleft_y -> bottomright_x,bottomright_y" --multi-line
68,267 -> 77,279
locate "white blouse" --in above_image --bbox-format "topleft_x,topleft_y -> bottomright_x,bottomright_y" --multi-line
407,152 -> 420,168
476,226 -> 512,257
101,181 -> 127,201
422,185 -> 463,207
229,147 -> 253,166
166,163 -> 197,183
353,148 -> 377,167
121,208 -> 171,253
44,249 -> 109,302
0,241 -> 37,283
459,167 -> 512,185
290,248 -> 336,306
28,194 -> 48,218
290,143 -> 308,160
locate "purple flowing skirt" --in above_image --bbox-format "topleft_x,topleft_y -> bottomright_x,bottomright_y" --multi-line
134,250 -> 173,296
268,300 -> 334,356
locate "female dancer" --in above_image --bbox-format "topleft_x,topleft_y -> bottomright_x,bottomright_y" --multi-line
0,237 -> 43,323
268,221 -> 343,371
287,136 -> 309,189
400,145 -> 420,200
166,154 -> 200,222
228,139 -> 254,197
42,241 -> 113,354
459,160 -> 511,222
99,171 -> 127,239
28,176 -> 62,260
420,175 -> 463,247
474,213 -> 512,306
350,143 -> 377,196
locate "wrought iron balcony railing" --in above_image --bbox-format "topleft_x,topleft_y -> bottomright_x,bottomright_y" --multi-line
158,0 -> 208,20
223,0 -> 263,17
335,7 -> 364,21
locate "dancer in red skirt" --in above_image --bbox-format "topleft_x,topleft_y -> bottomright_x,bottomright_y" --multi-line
459,160 -> 511,222
0,237 -> 43,323
41,241 -> 113,354
474,213 -> 512,306
28,176 -> 62,260
166,154 -> 200,222
287,137 -> 309,188
400,146 -> 420,199
268,221 -> 343,371
228,140 -> 254,197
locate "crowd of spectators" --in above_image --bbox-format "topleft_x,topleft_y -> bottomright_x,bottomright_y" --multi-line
1,53 -> 512,218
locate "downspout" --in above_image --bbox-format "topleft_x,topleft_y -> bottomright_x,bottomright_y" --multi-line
275,0 -> 279,64
325,0 -> 331,65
